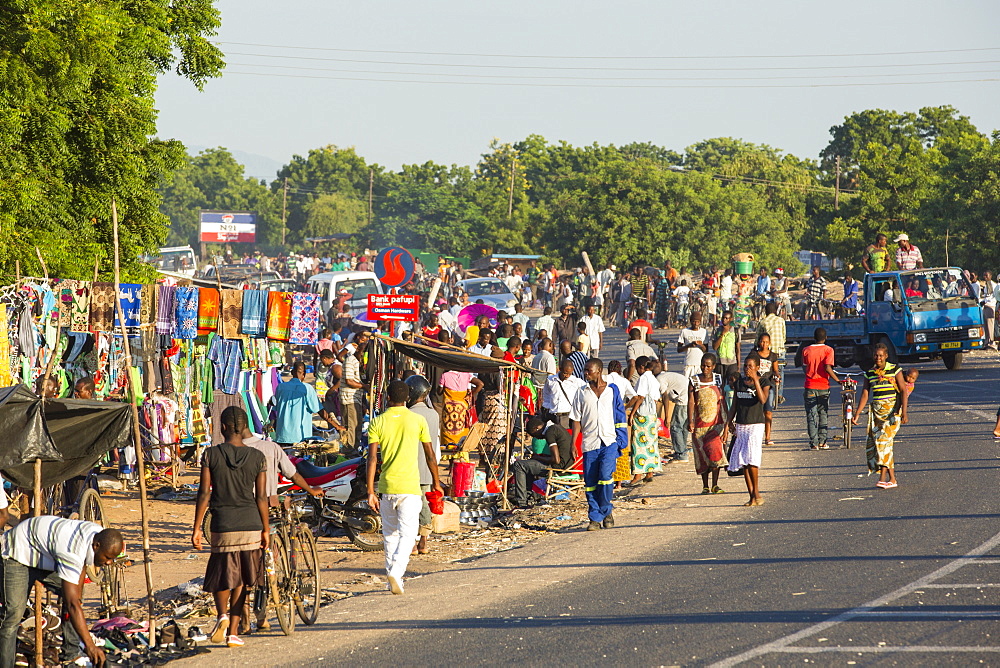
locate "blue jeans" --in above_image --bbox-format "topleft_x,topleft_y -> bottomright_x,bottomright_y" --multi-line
804,389 -> 831,448
670,403 -> 690,459
0,558 -> 84,665
583,444 -> 617,522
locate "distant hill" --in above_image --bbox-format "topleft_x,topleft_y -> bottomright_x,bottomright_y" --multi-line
187,145 -> 285,183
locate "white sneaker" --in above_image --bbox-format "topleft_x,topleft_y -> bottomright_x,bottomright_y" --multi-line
388,575 -> 404,595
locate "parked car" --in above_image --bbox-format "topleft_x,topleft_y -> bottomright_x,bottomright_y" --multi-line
456,277 -> 518,312
307,271 -> 384,318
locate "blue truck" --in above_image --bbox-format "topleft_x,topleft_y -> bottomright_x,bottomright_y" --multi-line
786,267 -> 986,370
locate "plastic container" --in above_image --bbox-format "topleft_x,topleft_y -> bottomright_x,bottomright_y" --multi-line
451,462 -> 475,497
426,489 -> 444,515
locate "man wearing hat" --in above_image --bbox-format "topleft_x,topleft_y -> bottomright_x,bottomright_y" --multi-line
771,268 -> 791,316
895,234 -> 923,270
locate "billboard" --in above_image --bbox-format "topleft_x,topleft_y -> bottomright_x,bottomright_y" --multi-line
367,294 -> 420,322
199,211 -> 256,243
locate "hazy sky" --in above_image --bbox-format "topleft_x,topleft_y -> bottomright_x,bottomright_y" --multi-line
154,0 -> 1000,174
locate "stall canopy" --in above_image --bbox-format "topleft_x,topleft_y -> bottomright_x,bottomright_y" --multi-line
377,335 -> 531,374
0,386 -> 132,489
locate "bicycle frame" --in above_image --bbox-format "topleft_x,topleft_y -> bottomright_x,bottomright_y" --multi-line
840,374 -> 861,449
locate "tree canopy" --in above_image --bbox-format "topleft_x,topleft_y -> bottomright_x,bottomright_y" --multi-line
1,0 -> 223,281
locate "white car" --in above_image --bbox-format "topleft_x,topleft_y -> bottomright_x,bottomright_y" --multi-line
456,277 -> 518,312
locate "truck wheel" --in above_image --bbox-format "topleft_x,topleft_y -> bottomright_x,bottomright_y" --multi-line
877,337 -> 899,364
855,345 -> 874,370
943,351 -> 964,370
834,353 -> 855,368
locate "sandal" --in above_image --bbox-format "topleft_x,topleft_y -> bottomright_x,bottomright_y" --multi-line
701,487 -> 711,495
712,486 -> 724,494
764,440 -> 776,445
876,480 -> 889,488
883,481 -> 898,489
209,615 -> 229,644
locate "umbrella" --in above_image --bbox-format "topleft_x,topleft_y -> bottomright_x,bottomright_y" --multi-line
352,312 -> 380,329
458,304 -> 498,333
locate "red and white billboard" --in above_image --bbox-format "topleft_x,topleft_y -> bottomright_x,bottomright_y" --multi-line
367,294 -> 420,322
199,211 -> 256,243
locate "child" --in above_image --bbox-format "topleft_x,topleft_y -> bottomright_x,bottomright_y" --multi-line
316,328 -> 334,356
897,368 -> 917,417
576,321 -> 591,356
677,311 -> 708,379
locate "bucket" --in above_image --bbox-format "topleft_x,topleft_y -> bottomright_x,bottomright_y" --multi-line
451,462 -> 475,497
734,261 -> 754,275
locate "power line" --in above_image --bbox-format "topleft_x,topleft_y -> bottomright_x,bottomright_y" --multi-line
229,61 -> 1000,82
226,50 -> 1000,72
217,41 -> 1000,61
225,69 -> 1000,89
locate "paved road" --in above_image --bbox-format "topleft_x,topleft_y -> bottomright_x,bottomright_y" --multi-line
190,326 -> 1000,667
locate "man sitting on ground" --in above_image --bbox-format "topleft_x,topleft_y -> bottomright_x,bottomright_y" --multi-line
509,417 -> 576,507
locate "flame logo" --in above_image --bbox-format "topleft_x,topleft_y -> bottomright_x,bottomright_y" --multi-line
381,249 -> 407,286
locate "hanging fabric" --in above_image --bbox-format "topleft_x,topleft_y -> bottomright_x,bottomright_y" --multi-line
174,286 -> 199,339
288,292 -> 321,345
156,285 -> 176,335
0,304 -> 12,387
69,281 -> 92,334
220,289 -> 244,339
90,282 -> 116,332
56,279 -> 76,327
197,288 -> 220,335
266,291 -> 292,341
240,289 -> 267,338
139,284 -> 156,327
114,283 -> 142,333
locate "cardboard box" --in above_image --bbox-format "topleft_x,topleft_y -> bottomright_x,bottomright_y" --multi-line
431,500 -> 461,534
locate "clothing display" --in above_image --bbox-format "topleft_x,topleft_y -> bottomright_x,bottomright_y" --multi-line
266,291 -> 292,341
288,292 -> 321,345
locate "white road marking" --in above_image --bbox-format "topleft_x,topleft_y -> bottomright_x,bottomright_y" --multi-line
909,391 -> 996,421
778,645 -> 1000,654
918,583 -> 1000,588
708,528 -> 1000,667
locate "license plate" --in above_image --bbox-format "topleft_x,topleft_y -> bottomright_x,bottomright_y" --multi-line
941,341 -> 961,349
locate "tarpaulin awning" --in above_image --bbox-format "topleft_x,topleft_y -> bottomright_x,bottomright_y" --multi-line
375,334 -> 531,374
0,386 -> 133,488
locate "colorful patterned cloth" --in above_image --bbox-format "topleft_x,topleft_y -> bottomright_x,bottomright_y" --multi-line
56,279 -> 76,328
865,396 -> 900,473
89,283 -> 116,332
0,304 -> 12,387
174,287 -> 199,339
630,411 -> 662,473
139,284 -> 156,327
69,281 -> 91,334
240,290 -> 267,338
288,292 -> 321,345
266,292 -> 292,341
156,285 -> 176,335
207,334 -> 245,395
220,289 -> 244,339
114,283 -> 142,333
197,288 -> 219,335
690,374 -> 728,476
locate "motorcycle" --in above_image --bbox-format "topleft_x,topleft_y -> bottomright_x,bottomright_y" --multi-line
278,455 -> 384,552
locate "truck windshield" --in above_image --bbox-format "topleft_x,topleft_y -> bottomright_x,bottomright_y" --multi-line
901,269 -> 974,302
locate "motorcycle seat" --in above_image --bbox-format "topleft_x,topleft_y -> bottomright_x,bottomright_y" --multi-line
294,457 -> 362,484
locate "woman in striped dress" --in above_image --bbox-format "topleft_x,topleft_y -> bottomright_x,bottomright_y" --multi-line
853,343 -> 908,489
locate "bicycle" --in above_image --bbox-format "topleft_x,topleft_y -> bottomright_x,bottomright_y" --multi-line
839,373 -> 863,450
246,492 -> 322,635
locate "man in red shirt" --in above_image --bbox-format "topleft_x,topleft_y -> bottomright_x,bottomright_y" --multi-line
801,327 -> 843,450
627,308 -> 655,342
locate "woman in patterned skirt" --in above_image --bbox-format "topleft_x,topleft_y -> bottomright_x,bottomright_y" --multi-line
625,356 -> 662,487
688,353 -> 728,494
439,369 -> 482,449
853,343 -> 908,489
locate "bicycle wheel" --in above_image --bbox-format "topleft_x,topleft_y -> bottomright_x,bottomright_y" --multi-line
268,534 -> 295,635
44,484 -> 65,517
98,562 -> 129,619
79,488 -> 105,526
293,526 -> 321,625
843,411 -> 853,450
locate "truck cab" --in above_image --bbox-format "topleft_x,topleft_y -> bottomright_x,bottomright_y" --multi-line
788,267 -> 985,370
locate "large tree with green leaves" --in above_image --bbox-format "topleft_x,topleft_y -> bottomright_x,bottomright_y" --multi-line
1,0 -> 224,280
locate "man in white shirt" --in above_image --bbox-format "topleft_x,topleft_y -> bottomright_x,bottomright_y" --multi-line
597,262 -> 616,312
677,311 -> 709,378
654,363 -> 691,462
571,359 -> 630,531
511,303 -> 530,335
579,304 -> 606,359
720,270 -> 733,302
673,281 -> 692,324
1,517 -> 123,665
436,305 -> 458,335
534,307 -> 555,342
542,360 -> 586,428
531,337 -> 558,385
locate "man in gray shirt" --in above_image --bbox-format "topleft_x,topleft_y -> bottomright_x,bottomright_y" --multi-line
405,376 -> 442,555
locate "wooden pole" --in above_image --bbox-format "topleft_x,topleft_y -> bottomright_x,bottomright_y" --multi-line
93,255 -> 100,283
834,156 -> 841,211
34,247 -> 48,281
110,199 -> 157,642
15,260 -> 20,282
32,458 -> 43,667
507,158 -> 516,219
281,178 -> 288,247
945,227 -> 950,266
368,169 -> 374,228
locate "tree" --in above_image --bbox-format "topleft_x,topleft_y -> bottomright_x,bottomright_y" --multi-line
301,193 -> 367,239
0,0 -> 223,280
273,145 -> 377,242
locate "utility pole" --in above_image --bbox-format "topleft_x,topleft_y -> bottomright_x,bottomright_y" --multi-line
368,169 -> 374,227
834,156 -> 841,211
281,177 -> 288,247
507,157 -> 516,218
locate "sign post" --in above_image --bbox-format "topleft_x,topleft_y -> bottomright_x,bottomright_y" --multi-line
367,294 -> 420,322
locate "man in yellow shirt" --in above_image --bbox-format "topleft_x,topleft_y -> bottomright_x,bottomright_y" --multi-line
366,380 -> 443,595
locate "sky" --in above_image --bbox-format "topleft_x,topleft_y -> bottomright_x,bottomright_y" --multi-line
154,0 -> 1000,177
